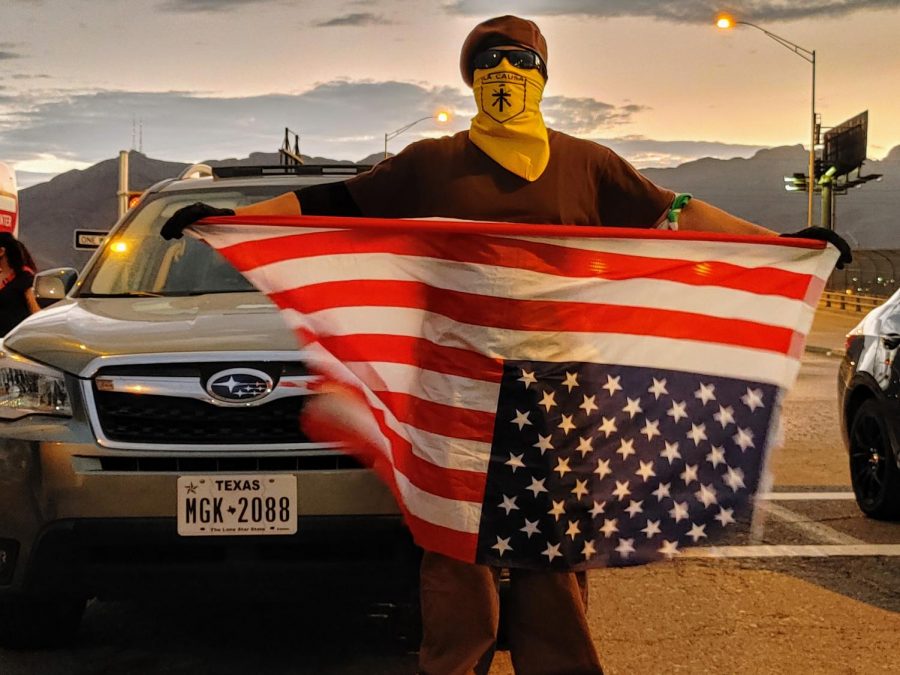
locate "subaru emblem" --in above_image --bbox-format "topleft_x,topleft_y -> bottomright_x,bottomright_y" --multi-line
206,368 -> 273,403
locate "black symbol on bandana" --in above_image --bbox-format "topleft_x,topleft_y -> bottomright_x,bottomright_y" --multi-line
491,85 -> 513,112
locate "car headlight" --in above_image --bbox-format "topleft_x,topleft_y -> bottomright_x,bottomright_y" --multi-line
0,345 -> 72,420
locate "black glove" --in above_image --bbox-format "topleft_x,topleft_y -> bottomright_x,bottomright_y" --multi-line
160,202 -> 235,240
780,227 -> 852,270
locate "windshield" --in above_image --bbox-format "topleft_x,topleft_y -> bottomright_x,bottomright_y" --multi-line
78,188 -> 286,297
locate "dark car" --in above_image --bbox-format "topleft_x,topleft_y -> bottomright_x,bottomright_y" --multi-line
838,289 -> 900,519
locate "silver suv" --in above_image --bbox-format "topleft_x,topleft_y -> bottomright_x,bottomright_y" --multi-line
0,164 -> 419,648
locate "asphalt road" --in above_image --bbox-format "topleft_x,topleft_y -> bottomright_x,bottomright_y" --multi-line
2,308 -> 898,675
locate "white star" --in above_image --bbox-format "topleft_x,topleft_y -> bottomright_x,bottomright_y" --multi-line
533,434 -> 554,454
617,438 -> 636,460
694,382 -> 717,405
541,542 -> 563,562
687,423 -> 708,445
554,457 -> 572,477
680,464 -> 699,485
669,501 -> 689,523
602,374 -> 622,396
565,519 -> 581,540
571,479 -> 590,500
594,458 -> 612,480
724,466 -> 746,492
715,507 -> 736,527
622,397 -> 642,418
526,476 -> 548,497
548,499 -> 566,521
582,540 -> 597,560
615,538 -> 636,559
518,369 -> 537,388
499,495 -> 519,515
492,536 -> 513,556
686,523 -> 708,543
642,519 -> 662,538
660,441 -> 681,464
742,387 -> 765,412
521,519 -> 541,538
505,452 -> 525,473
598,416 -> 617,438
706,445 -> 726,468
635,460 -> 656,482
590,500 -> 606,517
511,409 -> 532,430
539,390 -> 557,412
600,518 -> 619,538
695,483 -> 718,507
648,377 -> 668,399
558,414 -> 576,435
563,371 -> 580,392
667,400 -> 688,423
652,482 -> 671,501
612,480 -> 631,501
579,394 -> 598,415
575,436 -> 593,457
658,539 -> 680,559
625,500 -> 644,517
714,405 -> 735,428
733,427 -> 755,452
640,418 -> 661,441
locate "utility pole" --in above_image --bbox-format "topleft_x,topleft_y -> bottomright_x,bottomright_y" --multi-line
117,150 -> 129,219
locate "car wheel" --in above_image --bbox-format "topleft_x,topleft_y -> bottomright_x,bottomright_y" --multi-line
849,399 -> 900,520
0,595 -> 86,649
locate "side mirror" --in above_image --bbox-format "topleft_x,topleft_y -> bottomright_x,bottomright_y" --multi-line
882,334 -> 900,351
34,267 -> 78,308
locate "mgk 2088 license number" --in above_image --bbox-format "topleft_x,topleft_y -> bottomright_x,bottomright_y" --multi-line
176,474 -> 297,536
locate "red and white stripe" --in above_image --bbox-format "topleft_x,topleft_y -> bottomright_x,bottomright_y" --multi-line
190,214 -> 838,561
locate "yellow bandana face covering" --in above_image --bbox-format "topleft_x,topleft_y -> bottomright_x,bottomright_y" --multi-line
469,63 -> 550,182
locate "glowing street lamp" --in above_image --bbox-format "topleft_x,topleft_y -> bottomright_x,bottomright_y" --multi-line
384,110 -> 452,159
716,13 -> 817,228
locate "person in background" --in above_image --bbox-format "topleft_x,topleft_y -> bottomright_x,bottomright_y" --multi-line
0,232 -> 40,335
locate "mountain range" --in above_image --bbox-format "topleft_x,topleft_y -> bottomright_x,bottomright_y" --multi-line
17,145 -> 900,272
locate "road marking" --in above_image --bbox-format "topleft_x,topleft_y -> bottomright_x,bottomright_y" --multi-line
684,545 -> 900,558
756,501 -> 865,545
760,492 -> 855,501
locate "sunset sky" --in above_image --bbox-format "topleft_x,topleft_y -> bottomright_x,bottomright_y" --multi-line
2,0 -> 898,186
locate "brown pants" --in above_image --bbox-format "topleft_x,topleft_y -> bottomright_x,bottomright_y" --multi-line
417,551 -> 603,675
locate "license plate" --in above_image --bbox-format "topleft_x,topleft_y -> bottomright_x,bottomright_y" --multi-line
177,474 -> 297,536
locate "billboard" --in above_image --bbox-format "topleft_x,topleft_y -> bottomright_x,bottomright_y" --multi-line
0,161 -> 17,236
823,111 -> 868,178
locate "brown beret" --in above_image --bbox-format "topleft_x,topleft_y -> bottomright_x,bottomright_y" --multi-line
459,15 -> 548,87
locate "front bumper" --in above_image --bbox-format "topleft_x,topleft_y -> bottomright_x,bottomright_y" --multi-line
1,432 -> 410,599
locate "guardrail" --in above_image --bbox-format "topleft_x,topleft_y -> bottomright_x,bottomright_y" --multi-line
819,290 -> 885,313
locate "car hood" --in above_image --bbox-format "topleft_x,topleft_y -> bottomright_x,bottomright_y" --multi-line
3,293 -> 302,376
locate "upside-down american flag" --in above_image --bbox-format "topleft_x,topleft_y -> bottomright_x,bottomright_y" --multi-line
188,215 -> 838,570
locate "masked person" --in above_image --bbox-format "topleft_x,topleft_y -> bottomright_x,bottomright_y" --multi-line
163,15 -> 851,674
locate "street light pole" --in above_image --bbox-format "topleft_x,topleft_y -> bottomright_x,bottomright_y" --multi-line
384,116 -> 436,160
717,18 -> 816,228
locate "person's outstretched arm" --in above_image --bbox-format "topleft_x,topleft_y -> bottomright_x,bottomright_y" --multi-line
677,198 -> 775,236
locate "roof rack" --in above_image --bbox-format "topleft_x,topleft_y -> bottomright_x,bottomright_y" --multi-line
178,163 -> 214,179
211,165 -> 373,179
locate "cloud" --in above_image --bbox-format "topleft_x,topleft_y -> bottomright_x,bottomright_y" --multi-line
0,51 -> 23,61
0,80 -> 759,179
157,0 -> 279,12
313,12 -> 391,27
445,0 -> 897,23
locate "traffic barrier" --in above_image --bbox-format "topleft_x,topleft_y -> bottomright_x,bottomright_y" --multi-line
819,290 -> 885,313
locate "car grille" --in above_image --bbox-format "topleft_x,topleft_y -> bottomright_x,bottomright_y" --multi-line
93,391 -> 308,445
88,360 -> 317,447
91,454 -> 362,473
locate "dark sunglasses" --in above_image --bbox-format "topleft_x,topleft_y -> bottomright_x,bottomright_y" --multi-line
472,49 -> 547,77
